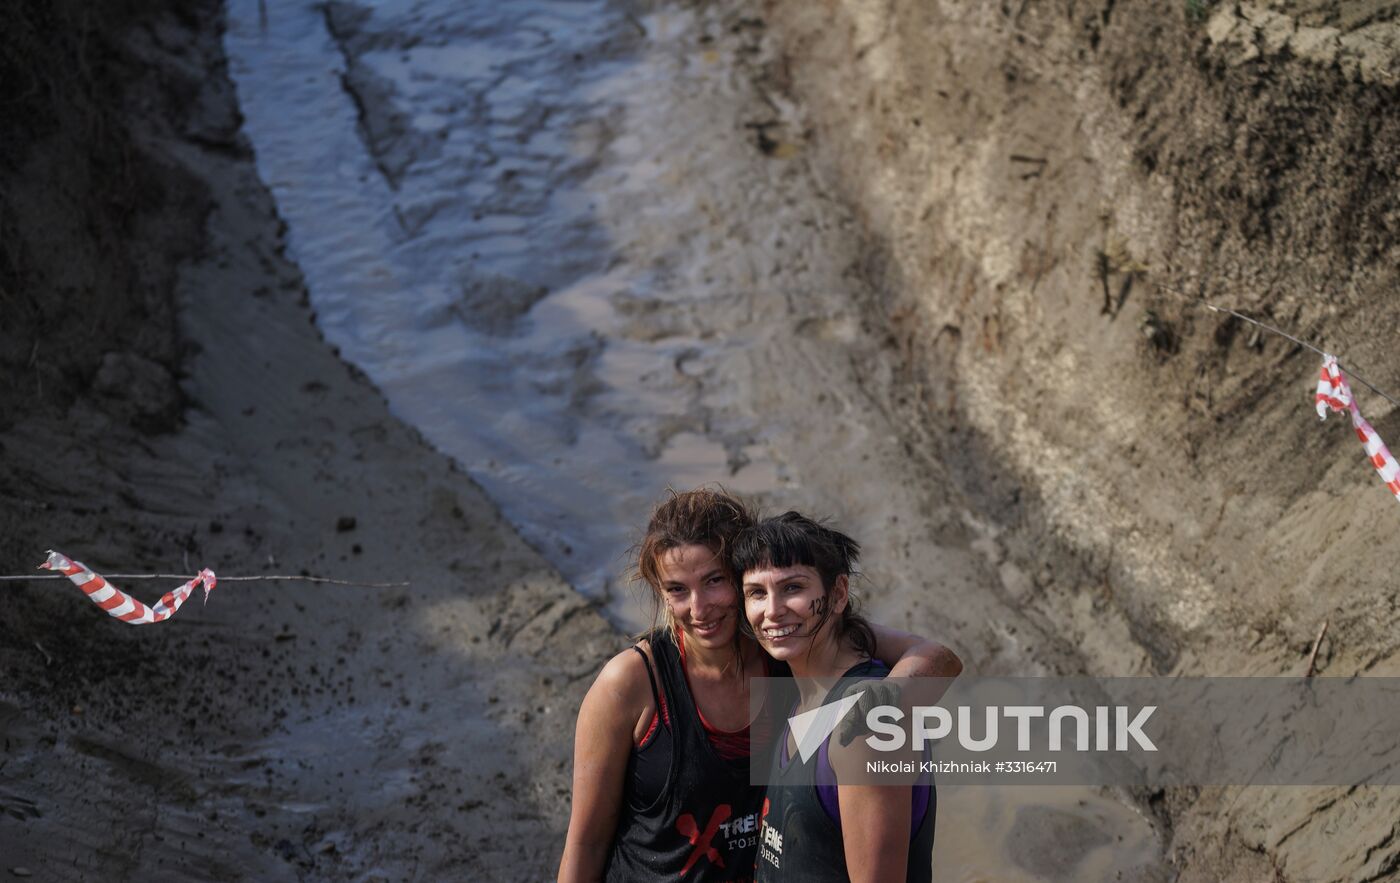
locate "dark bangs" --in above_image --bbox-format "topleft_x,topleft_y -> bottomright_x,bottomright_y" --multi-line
730,511 -> 861,588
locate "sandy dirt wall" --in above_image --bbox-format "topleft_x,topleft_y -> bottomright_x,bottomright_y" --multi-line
0,0 -> 214,434
755,0 -> 1400,879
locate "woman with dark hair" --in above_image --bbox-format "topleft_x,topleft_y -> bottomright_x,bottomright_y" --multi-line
736,511 -> 935,883
557,489 -> 960,882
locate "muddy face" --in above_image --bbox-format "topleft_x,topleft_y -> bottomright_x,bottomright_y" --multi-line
742,564 -> 847,664
656,543 -> 741,649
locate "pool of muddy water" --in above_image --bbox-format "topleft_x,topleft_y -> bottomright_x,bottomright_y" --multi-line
224,0 -> 775,629
224,0 -> 1166,877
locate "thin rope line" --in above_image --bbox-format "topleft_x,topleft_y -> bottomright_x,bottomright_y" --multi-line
0,573 -> 408,587
1145,276 -> 1400,410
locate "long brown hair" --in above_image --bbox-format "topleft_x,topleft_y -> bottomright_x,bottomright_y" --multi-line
632,486 -> 756,645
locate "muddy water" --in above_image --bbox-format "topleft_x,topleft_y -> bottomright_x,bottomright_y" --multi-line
224,0 -> 1166,878
223,0 -> 775,627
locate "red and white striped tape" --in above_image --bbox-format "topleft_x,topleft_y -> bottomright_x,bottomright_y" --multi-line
1315,354 -> 1400,502
39,550 -> 216,624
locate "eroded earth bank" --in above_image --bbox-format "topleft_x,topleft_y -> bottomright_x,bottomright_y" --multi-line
751,0 -> 1400,880
3,0 -> 1400,881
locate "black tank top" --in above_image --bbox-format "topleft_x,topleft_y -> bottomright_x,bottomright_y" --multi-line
603,632 -> 771,883
754,660 -> 935,883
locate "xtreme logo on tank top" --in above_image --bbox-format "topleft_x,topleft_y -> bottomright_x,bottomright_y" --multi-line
603,632 -> 772,883
754,659 -> 934,883
677,804 -> 760,875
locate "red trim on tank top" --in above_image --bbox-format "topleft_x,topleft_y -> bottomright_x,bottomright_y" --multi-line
637,689 -> 669,748
680,631 -> 752,761
636,648 -> 671,749
634,632 -> 771,758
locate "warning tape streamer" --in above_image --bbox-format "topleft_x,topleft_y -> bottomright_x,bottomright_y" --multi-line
39,550 -> 216,624
1315,355 -> 1400,502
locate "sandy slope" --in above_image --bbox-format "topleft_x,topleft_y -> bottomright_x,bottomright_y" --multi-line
755,0 -> 1400,878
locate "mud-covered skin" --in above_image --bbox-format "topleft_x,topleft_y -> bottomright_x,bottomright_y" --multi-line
756,0 -> 1400,879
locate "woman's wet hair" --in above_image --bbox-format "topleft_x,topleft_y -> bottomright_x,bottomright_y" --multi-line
730,511 -> 876,657
633,486 -> 756,642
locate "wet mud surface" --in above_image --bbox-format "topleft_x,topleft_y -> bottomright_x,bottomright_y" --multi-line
224,0 -> 778,625
1,2 -> 618,879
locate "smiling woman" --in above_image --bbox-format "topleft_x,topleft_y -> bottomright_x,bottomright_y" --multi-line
557,489 -> 961,882
735,512 -> 936,883
733,512 -> 874,665
657,544 -> 744,646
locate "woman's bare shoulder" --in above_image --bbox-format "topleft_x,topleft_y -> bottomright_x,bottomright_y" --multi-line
586,641 -> 656,708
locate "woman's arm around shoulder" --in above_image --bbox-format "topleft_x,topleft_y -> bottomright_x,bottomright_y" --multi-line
842,625 -> 962,748
869,622 -> 963,681
557,643 -> 658,883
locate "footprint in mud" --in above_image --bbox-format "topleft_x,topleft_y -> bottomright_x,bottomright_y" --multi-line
69,735 -> 199,804
0,787 -> 42,821
1005,806 -> 1114,881
794,314 -> 859,344
450,272 -> 551,335
0,703 -> 44,821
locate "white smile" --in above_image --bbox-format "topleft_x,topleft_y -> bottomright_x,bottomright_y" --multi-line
762,624 -> 799,639
692,620 -> 721,632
